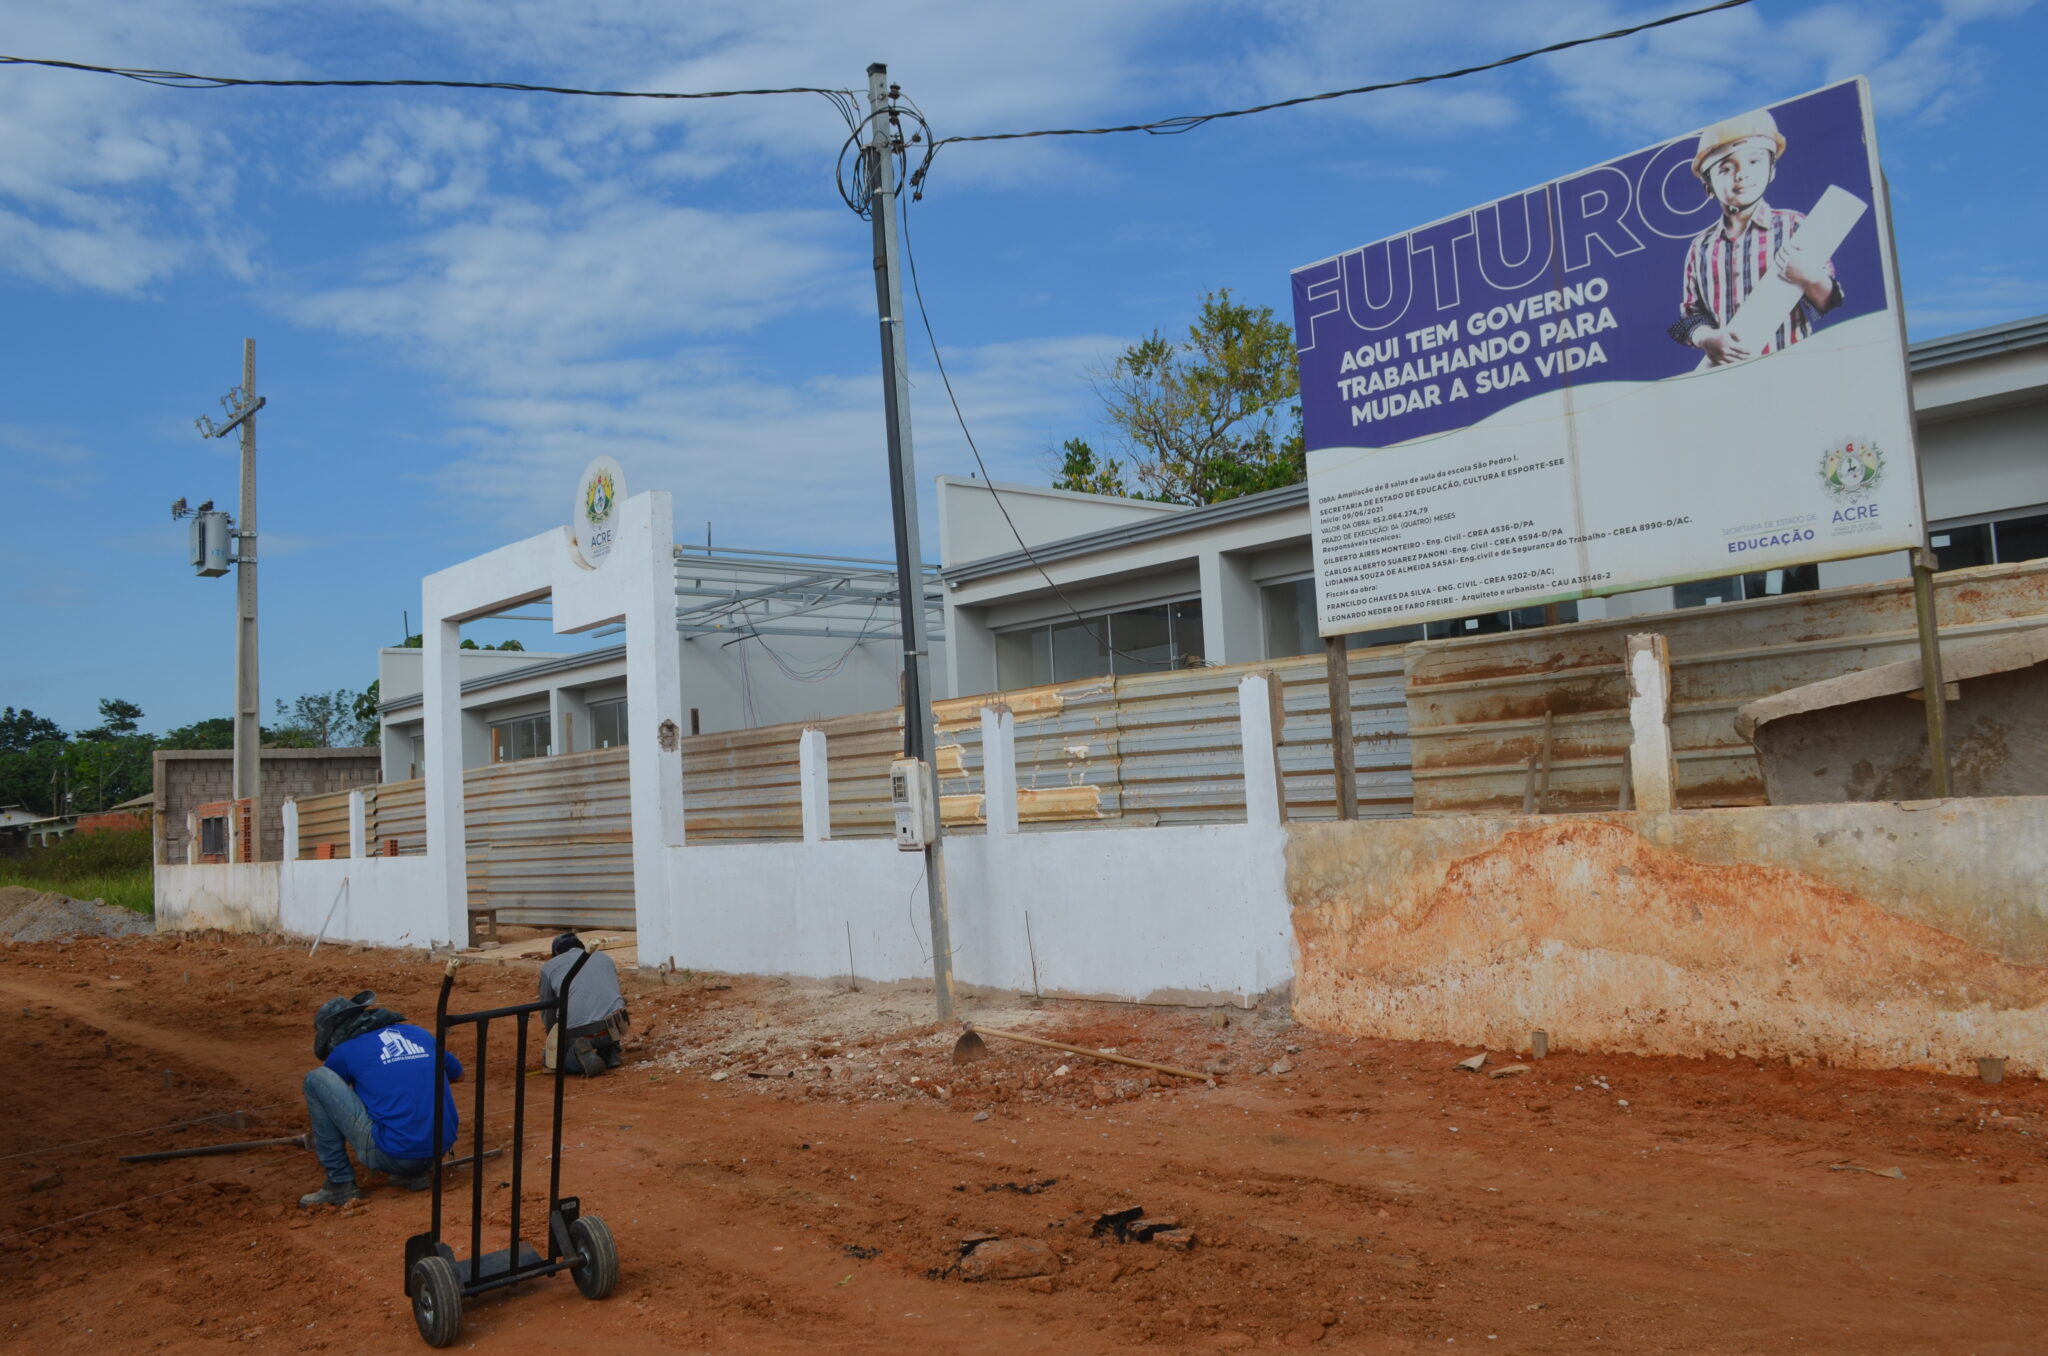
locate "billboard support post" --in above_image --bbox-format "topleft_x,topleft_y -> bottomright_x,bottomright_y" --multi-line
1910,549 -> 1952,797
1323,637 -> 1358,820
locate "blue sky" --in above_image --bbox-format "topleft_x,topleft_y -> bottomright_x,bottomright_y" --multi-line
1,0 -> 2042,735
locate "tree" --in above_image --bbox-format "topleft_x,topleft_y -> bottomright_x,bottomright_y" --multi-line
77,697 -> 145,741
271,690 -> 372,749
403,634 -> 522,651
159,717 -> 237,750
1064,289 -> 1304,507
1050,438 -> 1132,498
353,681 -> 382,747
0,708 -> 64,754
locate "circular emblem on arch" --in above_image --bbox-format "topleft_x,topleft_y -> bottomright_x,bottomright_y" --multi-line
570,455 -> 627,568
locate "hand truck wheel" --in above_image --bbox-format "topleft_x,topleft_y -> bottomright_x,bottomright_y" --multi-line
410,1254 -> 463,1347
568,1214 -> 619,1299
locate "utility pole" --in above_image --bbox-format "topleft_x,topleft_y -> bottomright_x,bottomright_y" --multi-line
866,63 -> 955,1020
194,340 -> 266,828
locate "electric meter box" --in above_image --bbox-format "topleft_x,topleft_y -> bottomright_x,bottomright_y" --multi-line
196,511 -> 232,577
889,757 -> 934,851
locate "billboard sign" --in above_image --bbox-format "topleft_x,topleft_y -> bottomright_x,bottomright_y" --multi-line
1292,78 -> 1917,637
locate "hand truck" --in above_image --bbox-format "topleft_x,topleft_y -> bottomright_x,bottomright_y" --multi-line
403,951 -> 619,1346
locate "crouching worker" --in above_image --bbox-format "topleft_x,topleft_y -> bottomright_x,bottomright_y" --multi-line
299,990 -> 462,1208
540,932 -> 629,1076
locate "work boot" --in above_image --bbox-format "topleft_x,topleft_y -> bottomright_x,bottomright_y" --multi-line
570,1037 -> 604,1077
390,1171 -> 432,1192
298,1179 -> 363,1209
601,1042 -> 623,1070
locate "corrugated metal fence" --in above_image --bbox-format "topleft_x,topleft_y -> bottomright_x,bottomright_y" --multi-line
1406,560 -> 2048,813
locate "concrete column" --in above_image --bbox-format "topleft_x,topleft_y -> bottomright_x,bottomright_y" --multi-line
613,493 -> 684,968
799,728 -> 831,843
423,601 -> 467,947
551,686 -> 591,756
1238,671 -> 1285,829
282,797 -> 299,863
347,789 -> 367,863
186,809 -> 200,866
946,597 -> 997,698
980,705 -> 1019,836
1199,550 -> 1264,665
1627,632 -> 1679,815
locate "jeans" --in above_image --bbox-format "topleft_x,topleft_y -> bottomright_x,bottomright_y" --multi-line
302,1067 -> 433,1186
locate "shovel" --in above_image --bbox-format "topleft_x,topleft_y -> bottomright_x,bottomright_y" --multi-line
951,1022 -> 1214,1083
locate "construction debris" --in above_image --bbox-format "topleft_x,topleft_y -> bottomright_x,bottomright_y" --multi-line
1456,1053 -> 1488,1071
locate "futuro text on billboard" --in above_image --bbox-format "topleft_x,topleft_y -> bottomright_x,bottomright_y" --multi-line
1292,78 -> 1918,638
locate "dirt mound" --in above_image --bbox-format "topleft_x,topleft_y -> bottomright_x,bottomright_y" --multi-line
0,885 -> 154,942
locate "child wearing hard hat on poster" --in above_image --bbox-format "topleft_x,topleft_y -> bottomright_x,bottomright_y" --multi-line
1669,108 -> 1844,366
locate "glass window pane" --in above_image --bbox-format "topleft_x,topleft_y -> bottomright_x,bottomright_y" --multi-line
1261,579 -> 1317,660
1112,605 -> 1173,674
995,627 -> 1053,689
1426,611 -> 1510,638
1930,522 -> 1994,571
1049,617 -> 1110,683
1993,513 -> 2048,565
1346,622 -> 1425,649
1674,575 -> 1741,608
589,698 -> 627,748
1170,599 -> 1205,668
1738,563 -> 1819,599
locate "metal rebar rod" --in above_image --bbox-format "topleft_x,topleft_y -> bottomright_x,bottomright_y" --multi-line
470,1018 -> 487,1283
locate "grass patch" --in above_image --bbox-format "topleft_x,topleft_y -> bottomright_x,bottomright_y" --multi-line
0,829 -> 154,914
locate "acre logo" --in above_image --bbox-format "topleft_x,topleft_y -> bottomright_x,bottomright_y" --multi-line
1819,439 -> 1884,503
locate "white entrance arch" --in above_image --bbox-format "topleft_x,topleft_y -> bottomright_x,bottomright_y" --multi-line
420,492 -> 683,962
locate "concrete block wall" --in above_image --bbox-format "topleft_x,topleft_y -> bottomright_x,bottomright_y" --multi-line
155,749 -> 381,864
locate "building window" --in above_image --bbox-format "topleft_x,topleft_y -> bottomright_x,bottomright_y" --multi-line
588,698 -> 629,749
1932,512 -> 2048,571
1259,577 -> 1575,658
199,815 -> 227,859
995,599 -> 1206,688
1673,564 -> 1820,609
490,713 -> 551,762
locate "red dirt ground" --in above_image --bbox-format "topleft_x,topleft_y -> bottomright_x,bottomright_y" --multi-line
2,932 -> 2045,1353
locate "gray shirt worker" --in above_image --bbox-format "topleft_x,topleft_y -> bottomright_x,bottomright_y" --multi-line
538,945 -> 627,1036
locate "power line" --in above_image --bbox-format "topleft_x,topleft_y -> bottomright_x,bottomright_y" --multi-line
895,184 -> 1167,672
908,0 -> 1754,192
0,52 -> 854,102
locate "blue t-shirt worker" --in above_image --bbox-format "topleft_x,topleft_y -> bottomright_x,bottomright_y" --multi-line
299,990 -> 463,1209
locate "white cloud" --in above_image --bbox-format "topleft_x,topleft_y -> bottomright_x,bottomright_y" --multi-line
291,198 -> 856,372
418,331 -> 1118,551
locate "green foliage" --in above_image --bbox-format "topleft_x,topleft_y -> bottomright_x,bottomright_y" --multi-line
404,633 -> 521,652
91,698 -> 145,737
159,716 -> 237,750
1050,438 -> 1132,498
1073,289 -> 1304,506
0,708 -> 64,752
58,735 -> 155,813
271,689 -> 373,749
353,681 -> 382,747
0,829 -> 153,914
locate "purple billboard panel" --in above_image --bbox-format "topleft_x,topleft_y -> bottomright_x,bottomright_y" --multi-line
1294,79 -> 1920,637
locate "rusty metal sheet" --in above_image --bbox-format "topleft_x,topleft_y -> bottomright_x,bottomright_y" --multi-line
1406,559 -> 2048,814
294,790 -> 352,858
465,747 -> 631,927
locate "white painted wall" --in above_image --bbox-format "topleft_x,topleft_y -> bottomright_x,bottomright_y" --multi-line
937,477 -> 1185,567
155,863 -> 280,932
278,857 -> 444,949
647,673 -> 1294,1002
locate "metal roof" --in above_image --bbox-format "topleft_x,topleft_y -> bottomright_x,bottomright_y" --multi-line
671,541 -> 943,643
380,541 -> 944,716
1908,312 -> 2048,371
940,481 -> 1310,584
